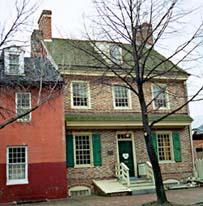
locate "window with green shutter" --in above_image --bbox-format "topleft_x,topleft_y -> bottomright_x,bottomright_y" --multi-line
66,133 -> 102,167
172,132 -> 182,162
92,133 -> 102,166
151,132 -> 158,156
152,131 -> 182,162
66,134 -> 74,167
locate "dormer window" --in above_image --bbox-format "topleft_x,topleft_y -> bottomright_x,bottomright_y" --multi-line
95,42 -> 122,65
9,54 -> 20,74
109,45 -> 122,64
4,46 -> 24,75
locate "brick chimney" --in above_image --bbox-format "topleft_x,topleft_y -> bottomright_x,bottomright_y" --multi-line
136,22 -> 154,46
38,10 -> 52,40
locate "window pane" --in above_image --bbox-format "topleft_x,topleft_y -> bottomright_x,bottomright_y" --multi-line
114,85 -> 129,107
153,85 -> 167,108
109,45 -> 122,64
72,83 -> 88,107
16,93 -> 31,121
9,54 -> 20,74
75,135 -> 91,165
157,133 -> 172,161
8,146 -> 27,181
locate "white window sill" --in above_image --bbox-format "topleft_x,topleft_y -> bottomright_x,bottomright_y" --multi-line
7,179 -> 28,186
71,106 -> 91,109
153,107 -> 170,110
16,119 -> 31,123
159,160 -> 175,164
114,107 -> 131,110
74,164 -> 93,168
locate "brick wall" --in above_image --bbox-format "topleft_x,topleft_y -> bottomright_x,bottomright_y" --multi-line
66,127 -> 193,190
63,75 -> 188,114
38,10 -> 52,40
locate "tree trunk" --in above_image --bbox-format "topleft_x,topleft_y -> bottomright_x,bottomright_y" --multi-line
137,83 -> 168,204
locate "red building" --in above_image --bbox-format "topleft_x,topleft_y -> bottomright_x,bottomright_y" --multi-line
0,46 -> 67,203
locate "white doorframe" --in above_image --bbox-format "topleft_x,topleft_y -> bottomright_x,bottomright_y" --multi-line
116,131 -> 137,176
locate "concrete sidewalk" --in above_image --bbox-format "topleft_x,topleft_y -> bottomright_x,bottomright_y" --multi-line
3,187 -> 203,206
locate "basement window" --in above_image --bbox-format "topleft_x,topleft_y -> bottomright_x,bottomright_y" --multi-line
68,186 -> 91,197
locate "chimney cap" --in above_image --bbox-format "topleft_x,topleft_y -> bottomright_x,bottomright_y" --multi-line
38,10 -> 52,24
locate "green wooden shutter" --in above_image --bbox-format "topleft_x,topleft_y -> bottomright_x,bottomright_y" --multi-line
172,132 -> 182,162
66,134 -> 74,167
151,132 -> 158,156
92,133 -> 102,166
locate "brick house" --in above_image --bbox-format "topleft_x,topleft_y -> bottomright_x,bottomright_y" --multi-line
0,46 -> 67,202
31,10 -> 194,195
193,125 -> 203,159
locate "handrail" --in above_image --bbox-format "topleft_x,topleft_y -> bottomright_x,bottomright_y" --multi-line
146,161 -> 155,183
115,162 -> 130,186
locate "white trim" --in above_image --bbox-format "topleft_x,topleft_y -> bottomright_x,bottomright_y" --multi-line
71,81 -> 91,109
60,69 -> 188,80
67,120 -> 191,129
116,131 -> 137,176
6,146 -> 28,185
15,92 -> 32,122
151,84 -> 170,110
4,46 -> 25,75
73,132 -> 93,168
112,84 -> 132,109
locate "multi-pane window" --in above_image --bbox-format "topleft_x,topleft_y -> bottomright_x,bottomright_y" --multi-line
9,54 -> 20,74
7,146 -> 28,185
113,85 -> 130,108
109,45 -> 122,64
72,82 -> 89,107
16,93 -> 31,122
74,134 -> 91,166
157,133 -> 172,161
152,84 -> 168,109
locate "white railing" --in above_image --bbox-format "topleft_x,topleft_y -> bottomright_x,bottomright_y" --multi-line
195,159 -> 203,179
115,162 -> 130,186
146,161 -> 155,183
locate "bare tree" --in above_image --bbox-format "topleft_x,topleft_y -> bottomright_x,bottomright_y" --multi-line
0,0 -> 38,49
68,0 -> 203,204
0,1 -> 63,129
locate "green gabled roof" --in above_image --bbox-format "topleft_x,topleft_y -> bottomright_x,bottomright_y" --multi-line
44,38 -> 189,77
44,38 -> 104,67
65,113 -> 192,122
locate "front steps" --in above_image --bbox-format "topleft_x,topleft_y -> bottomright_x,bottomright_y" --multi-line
93,179 -> 131,195
124,177 -> 156,195
93,177 -> 155,196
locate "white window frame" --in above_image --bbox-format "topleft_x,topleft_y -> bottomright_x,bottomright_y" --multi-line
73,133 -> 93,168
6,146 -> 28,185
109,44 -> 123,64
71,81 -> 91,109
152,84 -> 170,110
16,92 -> 32,122
156,131 -> 174,163
4,46 -> 25,75
113,84 -> 131,109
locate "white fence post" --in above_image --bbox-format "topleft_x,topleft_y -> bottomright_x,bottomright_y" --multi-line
195,159 -> 203,179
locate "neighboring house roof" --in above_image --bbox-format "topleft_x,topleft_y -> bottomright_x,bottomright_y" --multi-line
0,57 -> 63,85
44,38 -> 189,78
193,124 -> 203,137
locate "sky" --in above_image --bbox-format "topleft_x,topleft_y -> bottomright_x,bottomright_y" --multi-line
1,0 -> 203,127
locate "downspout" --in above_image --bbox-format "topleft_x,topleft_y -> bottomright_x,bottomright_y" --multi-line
184,80 -> 196,177
189,124 -> 197,177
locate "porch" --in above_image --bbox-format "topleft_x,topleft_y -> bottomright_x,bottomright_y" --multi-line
93,162 -> 179,195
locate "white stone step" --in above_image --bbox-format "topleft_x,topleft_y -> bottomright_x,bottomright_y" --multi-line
93,179 -> 131,194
